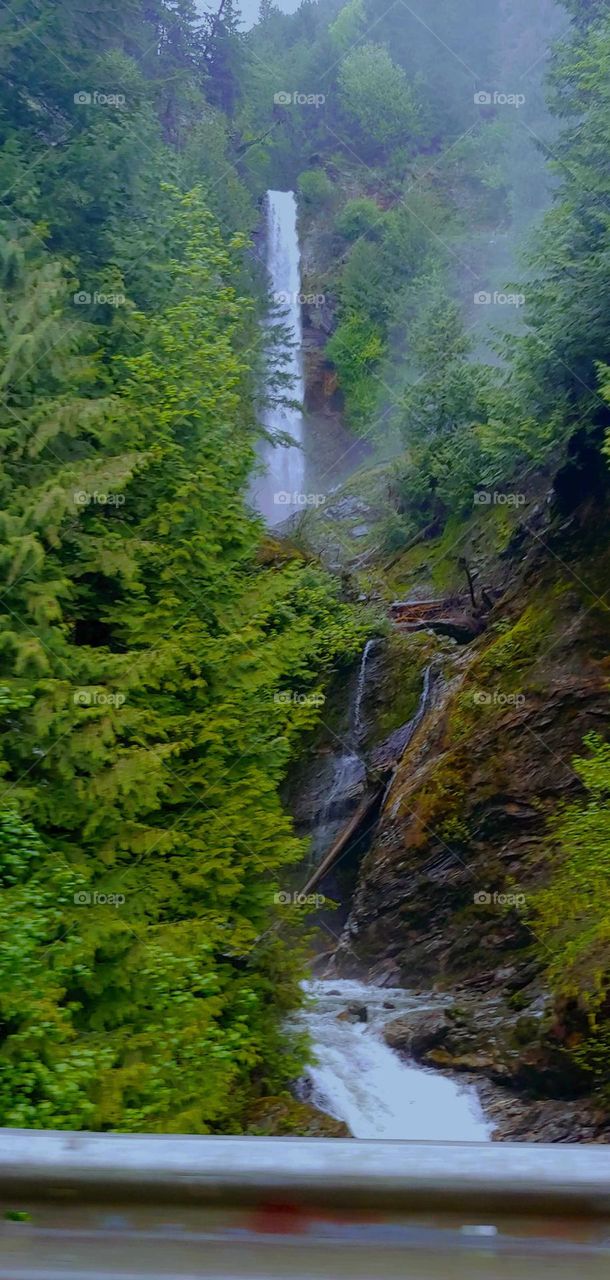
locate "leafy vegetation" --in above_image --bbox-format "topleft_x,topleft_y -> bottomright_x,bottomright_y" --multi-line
0,0 -> 369,1131
531,735 -> 610,1090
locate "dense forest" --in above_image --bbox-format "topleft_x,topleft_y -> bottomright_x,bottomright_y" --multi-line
0,0 -> 609,1135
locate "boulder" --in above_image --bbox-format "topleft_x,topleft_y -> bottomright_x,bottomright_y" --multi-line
337,1003 -> 368,1024
423,1048 -> 510,1078
383,1009 -> 451,1057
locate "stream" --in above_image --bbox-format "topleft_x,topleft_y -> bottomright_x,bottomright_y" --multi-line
297,981 -> 491,1141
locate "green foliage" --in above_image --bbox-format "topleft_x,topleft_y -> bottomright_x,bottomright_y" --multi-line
398,284 -> 493,445
0,0 -> 369,1134
504,9 -> 610,431
334,198 -> 383,242
297,169 -> 335,209
338,45 -> 418,153
326,315 -> 384,424
530,735 -> 610,1089
329,0 -> 366,50
0,200 -> 367,1130
597,364 -> 610,464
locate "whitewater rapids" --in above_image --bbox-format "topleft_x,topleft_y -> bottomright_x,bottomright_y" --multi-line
297,980 -> 491,1142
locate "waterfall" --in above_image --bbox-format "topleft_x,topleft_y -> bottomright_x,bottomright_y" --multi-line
294,653 -> 491,1141
353,638 -> 377,740
254,190 -> 306,524
307,641 -> 376,864
298,980 -> 491,1142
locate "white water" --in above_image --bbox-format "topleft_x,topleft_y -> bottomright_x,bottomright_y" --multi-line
353,638 -> 377,740
254,190 -> 306,524
299,980 -> 491,1142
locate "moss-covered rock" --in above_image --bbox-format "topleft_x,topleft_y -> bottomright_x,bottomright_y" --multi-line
246,1096 -> 349,1137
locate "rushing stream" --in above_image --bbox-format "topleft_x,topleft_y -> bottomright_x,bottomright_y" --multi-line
298,980 -> 491,1142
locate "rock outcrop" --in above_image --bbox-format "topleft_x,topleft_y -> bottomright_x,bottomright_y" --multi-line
325,472 -> 610,1138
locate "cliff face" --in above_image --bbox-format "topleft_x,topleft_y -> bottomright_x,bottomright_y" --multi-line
338,518 -> 609,988
295,439 -> 610,1138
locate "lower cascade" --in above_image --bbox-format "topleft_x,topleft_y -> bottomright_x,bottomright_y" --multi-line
297,980 -> 491,1142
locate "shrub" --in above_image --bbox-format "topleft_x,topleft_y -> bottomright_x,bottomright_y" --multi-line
297,169 -> 335,209
335,198 -> 383,242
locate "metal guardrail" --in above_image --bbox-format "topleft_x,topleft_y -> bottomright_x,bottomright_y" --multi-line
1,1131 -> 610,1279
1,1130 -> 610,1211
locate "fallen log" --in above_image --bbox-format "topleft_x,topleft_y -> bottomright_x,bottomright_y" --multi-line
389,598 -> 486,643
301,786 -> 383,896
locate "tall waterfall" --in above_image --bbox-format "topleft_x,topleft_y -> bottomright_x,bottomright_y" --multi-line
254,190 -> 306,524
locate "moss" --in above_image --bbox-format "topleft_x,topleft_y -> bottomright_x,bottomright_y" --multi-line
370,632 -> 434,741
509,990 -> 531,1011
437,813 -> 471,845
512,1016 -> 543,1046
246,1095 -> 349,1137
407,756 -> 468,837
474,601 -> 556,686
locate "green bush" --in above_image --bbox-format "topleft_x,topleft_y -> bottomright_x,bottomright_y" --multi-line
297,169 -> 335,209
335,198 -> 384,241
530,735 -> 610,1092
532,734 -> 610,1008
338,44 -> 418,152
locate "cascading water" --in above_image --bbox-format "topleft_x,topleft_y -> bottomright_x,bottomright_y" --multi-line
295,652 -> 491,1141
297,980 -> 491,1142
307,642 -> 375,863
254,190 -> 305,524
353,638 -> 377,741
255,209 -> 489,1136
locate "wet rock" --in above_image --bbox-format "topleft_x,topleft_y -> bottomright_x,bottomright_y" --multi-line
475,1079 -> 610,1144
494,966 -> 516,983
383,1009 -> 451,1057
247,1097 -> 350,1138
423,1048 -> 511,1078
337,1002 -> 368,1023
367,960 -> 401,987
323,495 -> 371,522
